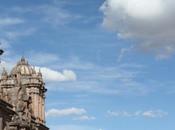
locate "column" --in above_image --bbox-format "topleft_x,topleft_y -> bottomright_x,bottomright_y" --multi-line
40,96 -> 43,122
31,88 -> 34,116
32,94 -> 34,115
36,88 -> 39,121
0,117 -> 3,130
41,97 -> 44,123
36,94 -> 39,120
43,97 -> 45,123
38,95 -> 41,122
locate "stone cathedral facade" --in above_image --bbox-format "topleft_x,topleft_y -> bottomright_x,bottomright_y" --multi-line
0,57 -> 49,130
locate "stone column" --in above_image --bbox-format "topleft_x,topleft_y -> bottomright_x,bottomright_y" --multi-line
43,97 -> 45,123
40,96 -> 43,122
36,94 -> 39,119
33,92 -> 37,119
41,96 -> 44,123
32,94 -> 34,116
38,95 -> 41,122
34,88 -> 39,121
0,117 -> 3,130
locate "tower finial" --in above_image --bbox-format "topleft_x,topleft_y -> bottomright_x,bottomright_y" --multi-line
21,56 -> 25,61
18,56 -> 28,65
38,68 -> 42,78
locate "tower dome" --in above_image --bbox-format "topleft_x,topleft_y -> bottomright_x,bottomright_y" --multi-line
11,57 -> 35,76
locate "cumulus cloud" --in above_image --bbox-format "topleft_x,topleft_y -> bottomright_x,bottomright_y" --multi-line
36,67 -> 77,82
100,0 -> 175,59
46,107 -> 95,121
108,110 -> 168,118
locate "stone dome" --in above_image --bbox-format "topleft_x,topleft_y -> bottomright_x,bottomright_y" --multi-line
11,57 -> 35,76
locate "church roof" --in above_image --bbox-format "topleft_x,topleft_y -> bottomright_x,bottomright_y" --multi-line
11,57 -> 36,76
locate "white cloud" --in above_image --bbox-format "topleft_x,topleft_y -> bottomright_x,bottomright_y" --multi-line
101,0 -> 175,58
46,108 -> 86,117
108,110 -> 168,118
116,0 -> 164,19
108,110 -> 132,117
36,67 -> 77,82
46,107 -> 95,121
73,115 -> 96,121
142,110 -> 168,118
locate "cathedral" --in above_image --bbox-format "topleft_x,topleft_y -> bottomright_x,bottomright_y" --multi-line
0,57 -> 49,130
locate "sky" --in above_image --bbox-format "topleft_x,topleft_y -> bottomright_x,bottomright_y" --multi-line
0,0 -> 175,130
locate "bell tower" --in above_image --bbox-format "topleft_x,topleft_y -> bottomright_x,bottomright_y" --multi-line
9,57 -> 47,124
0,57 -> 49,130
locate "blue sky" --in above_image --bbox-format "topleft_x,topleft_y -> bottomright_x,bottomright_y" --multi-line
0,0 -> 175,130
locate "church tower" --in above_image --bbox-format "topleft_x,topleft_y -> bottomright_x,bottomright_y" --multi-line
0,57 -> 49,130
10,57 -> 47,123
